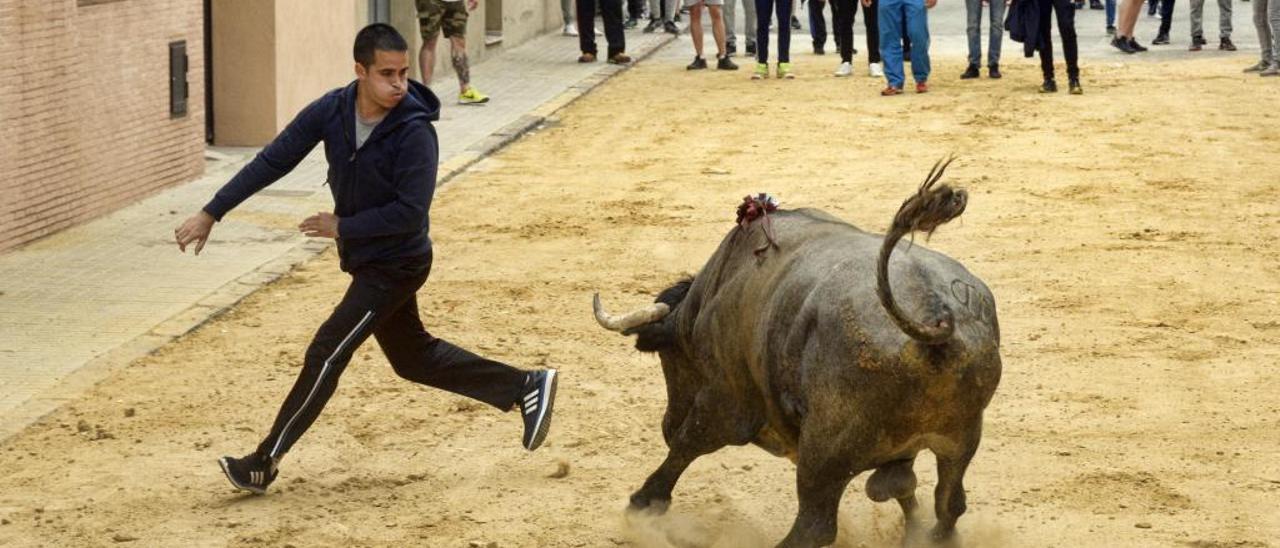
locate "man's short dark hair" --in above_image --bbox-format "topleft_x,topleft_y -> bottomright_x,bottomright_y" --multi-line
353,23 -> 408,67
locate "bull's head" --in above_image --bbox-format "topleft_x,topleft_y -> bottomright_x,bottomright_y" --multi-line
592,278 -> 693,352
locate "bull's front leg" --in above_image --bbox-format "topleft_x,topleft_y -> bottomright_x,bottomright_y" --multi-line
629,451 -> 697,513
630,388 -> 745,513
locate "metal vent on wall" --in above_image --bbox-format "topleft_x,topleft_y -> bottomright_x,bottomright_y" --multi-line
169,41 -> 189,118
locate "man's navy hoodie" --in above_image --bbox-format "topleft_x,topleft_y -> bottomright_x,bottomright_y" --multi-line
203,79 -> 442,272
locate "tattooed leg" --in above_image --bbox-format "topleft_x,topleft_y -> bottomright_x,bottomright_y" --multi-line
449,37 -> 470,91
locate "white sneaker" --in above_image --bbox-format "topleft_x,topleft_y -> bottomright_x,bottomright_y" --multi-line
563,23 -> 579,36
595,26 -> 604,36
833,62 -> 853,77
869,62 -> 884,77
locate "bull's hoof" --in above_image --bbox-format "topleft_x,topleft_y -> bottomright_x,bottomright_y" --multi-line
627,492 -> 671,515
929,524 -> 958,544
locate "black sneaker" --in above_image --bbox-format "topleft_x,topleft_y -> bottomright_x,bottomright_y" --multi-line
1107,25 -> 1117,35
813,44 -> 825,55
1220,37 -> 1237,51
624,17 -> 639,29
791,15 -> 802,30
663,20 -> 680,34
989,64 -> 1002,79
643,18 -> 661,33
519,370 -> 558,451
1128,37 -> 1148,52
1152,33 -> 1170,45
1068,78 -> 1083,95
745,40 -> 757,55
1111,36 -> 1137,53
1090,0 -> 1103,8
726,40 -> 737,56
687,56 -> 708,70
961,64 -> 980,79
1040,79 -> 1058,93
717,55 -> 739,70
218,452 -> 278,495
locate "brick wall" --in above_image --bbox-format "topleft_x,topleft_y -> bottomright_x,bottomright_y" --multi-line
0,0 -> 205,253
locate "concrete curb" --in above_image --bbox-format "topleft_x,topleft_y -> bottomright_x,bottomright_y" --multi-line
0,33 -> 677,443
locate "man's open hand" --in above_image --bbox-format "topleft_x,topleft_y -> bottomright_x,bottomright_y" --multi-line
299,212 -> 340,239
175,210 -> 215,255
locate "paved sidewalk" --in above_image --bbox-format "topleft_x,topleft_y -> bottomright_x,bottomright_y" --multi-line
0,28 -> 674,442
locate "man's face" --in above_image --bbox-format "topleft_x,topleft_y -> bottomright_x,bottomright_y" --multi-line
356,49 -> 410,110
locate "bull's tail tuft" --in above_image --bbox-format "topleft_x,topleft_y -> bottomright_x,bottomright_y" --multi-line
876,156 -> 968,345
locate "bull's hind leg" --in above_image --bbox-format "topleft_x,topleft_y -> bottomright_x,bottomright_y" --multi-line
777,443 -> 859,548
865,458 -> 920,521
930,429 -> 982,541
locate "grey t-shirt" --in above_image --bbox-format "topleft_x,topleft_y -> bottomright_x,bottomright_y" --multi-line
355,112 -> 384,149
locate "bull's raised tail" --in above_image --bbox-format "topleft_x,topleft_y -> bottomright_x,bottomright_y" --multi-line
876,157 -> 969,345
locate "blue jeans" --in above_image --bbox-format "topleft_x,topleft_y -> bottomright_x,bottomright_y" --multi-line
879,0 -> 930,87
965,0 -> 1006,66
1105,0 -> 1116,26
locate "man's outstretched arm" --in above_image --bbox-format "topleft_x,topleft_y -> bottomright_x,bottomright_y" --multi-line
175,97 -> 329,254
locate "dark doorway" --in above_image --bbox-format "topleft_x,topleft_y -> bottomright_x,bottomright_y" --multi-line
203,0 -> 213,143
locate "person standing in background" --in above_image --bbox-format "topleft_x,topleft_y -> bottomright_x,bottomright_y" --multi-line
685,0 -> 740,69
417,0 -> 490,105
578,0 -> 633,63
754,0 -> 798,78
1113,0 -> 1152,52
876,0 -> 933,94
1152,0 -> 1176,43
562,0 -> 579,34
724,0 -> 759,55
1246,0 -> 1280,74
1187,0 -> 1235,50
1036,0 -> 1083,94
961,0 -> 1006,78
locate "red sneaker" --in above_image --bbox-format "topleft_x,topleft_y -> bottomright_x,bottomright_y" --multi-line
916,82 -> 929,93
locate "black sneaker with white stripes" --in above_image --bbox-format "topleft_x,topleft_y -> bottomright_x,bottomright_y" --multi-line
519,369 -> 558,451
218,452 -> 278,495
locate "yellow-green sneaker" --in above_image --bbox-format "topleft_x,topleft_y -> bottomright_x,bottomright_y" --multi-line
459,87 -> 490,105
751,62 -> 768,80
777,62 -> 795,79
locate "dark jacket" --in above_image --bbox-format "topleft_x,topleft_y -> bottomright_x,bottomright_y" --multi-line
204,79 -> 442,272
1004,0 -> 1042,58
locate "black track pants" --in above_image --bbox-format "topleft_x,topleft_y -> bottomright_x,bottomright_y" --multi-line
256,252 -> 527,459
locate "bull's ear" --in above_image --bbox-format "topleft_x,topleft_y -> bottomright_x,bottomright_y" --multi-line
631,322 -> 675,353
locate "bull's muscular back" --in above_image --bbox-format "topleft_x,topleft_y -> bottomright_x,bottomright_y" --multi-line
674,208 -> 1000,458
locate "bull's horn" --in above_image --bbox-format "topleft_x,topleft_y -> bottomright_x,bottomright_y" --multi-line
592,293 -> 671,332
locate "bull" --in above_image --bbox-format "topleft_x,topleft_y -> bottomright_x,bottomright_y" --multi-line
592,159 -> 1001,547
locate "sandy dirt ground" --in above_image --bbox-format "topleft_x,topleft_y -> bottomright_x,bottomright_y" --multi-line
2,54 -> 1279,548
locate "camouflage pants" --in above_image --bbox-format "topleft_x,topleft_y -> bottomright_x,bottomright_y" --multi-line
417,0 -> 469,39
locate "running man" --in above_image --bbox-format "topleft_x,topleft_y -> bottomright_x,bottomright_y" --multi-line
174,24 -> 557,495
